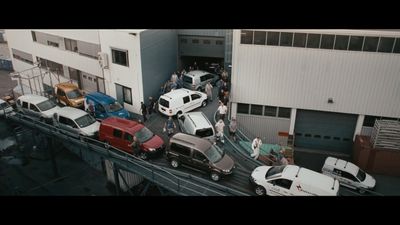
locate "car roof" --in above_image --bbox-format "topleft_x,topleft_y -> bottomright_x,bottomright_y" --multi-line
282,165 -> 337,192
161,88 -> 193,100
18,94 -> 49,104
170,132 -> 212,152
324,156 -> 359,175
57,107 -> 88,120
0,99 -> 6,104
185,112 -> 212,129
86,92 -> 115,105
184,70 -> 210,77
55,82 -> 79,92
101,117 -> 143,133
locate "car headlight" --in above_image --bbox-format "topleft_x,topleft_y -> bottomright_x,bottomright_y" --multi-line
223,169 -> 230,173
148,148 -> 156,152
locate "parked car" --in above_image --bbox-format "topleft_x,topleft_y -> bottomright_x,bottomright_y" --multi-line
250,165 -> 340,196
0,99 -> 14,117
53,106 -> 100,138
99,117 -> 165,160
177,112 -> 215,142
54,82 -> 84,108
84,92 -> 130,120
16,94 -> 60,123
322,156 -> 376,193
166,132 -> 235,181
182,70 -> 219,91
158,88 -> 208,117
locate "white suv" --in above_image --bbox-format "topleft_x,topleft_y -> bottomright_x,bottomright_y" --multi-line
177,112 -> 216,142
16,94 -> 60,123
182,70 -> 219,91
322,156 -> 376,193
158,88 -> 208,117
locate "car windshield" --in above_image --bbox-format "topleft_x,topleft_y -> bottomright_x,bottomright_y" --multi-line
356,168 -> 366,181
183,75 -> 193,83
37,100 -> 56,111
159,98 -> 169,108
195,128 -> 214,138
135,127 -> 154,143
204,145 -> 224,163
265,165 -> 286,179
66,89 -> 83,99
75,114 -> 97,128
104,102 -> 123,113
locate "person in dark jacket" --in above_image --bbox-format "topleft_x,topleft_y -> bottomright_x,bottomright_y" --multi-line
148,97 -> 155,115
141,102 -> 147,122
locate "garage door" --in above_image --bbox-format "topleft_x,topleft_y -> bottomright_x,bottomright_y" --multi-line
81,72 -> 98,93
294,110 -> 357,154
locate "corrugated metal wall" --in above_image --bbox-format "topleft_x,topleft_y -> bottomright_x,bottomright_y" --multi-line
231,30 -> 400,118
140,30 -> 178,103
177,30 -> 227,37
236,114 -> 290,144
178,35 -> 225,58
361,126 -> 373,136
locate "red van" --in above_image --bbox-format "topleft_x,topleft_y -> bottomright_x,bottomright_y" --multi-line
99,117 -> 165,159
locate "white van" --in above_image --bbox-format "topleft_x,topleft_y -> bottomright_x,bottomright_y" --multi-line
322,156 -> 376,193
250,165 -> 339,196
158,88 -> 208,117
16,94 -> 60,123
177,112 -> 216,142
53,106 -> 100,138
182,70 -> 219,91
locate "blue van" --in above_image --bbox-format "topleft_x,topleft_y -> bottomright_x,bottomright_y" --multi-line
84,92 -> 130,120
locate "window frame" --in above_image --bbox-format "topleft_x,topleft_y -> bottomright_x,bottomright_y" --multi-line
111,48 -> 129,67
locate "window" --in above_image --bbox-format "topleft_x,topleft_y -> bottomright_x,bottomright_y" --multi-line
363,37 -> 379,52
159,98 -> 169,108
306,34 -> 321,48
334,35 -> 349,50
170,143 -> 191,156
314,135 -> 321,138
254,31 -> 266,45
241,30 -> 254,44
267,32 -> 279,46
264,106 -> 277,117
278,107 -> 291,118
29,104 -> 39,112
57,88 -> 65,96
295,133 -> 302,137
115,84 -> 132,105
237,103 -> 249,114
250,104 -> 263,115
394,38 -> 400,53
183,96 -> 190,104
12,48 -> 33,65
304,134 -> 312,137
181,38 -> 187,44
280,32 -> 293,47
293,33 -> 306,48
378,37 -> 395,53
124,133 -> 133,142
203,40 -> 211,44
343,138 -> 351,142
191,94 -> 201,101
65,38 -> 78,52
193,151 -> 206,161
22,102 -> 28,109
333,137 -> 341,140
192,39 -> 199,44
323,136 -> 331,139
320,34 -> 335,49
363,115 -> 379,127
111,48 -> 129,66
31,31 -> 37,42
341,171 -> 358,182
273,178 -> 293,190
216,40 -> 224,45
348,36 -> 364,51
47,41 -> 59,48
113,129 -> 123,138
95,104 -> 105,112
200,75 -> 208,82
59,116 -> 77,128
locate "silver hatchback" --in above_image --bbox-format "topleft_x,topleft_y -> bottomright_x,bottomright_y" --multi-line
182,70 -> 219,91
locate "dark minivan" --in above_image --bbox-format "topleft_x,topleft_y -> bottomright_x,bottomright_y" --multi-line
166,133 -> 235,181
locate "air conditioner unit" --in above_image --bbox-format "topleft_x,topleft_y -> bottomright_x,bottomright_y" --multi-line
98,52 -> 109,69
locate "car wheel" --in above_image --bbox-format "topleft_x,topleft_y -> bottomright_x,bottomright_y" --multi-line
255,185 -> 266,196
201,100 -> 207,107
210,172 -> 220,181
171,158 -> 179,168
139,152 -> 148,160
104,141 -> 110,149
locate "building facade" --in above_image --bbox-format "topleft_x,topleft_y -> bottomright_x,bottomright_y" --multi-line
230,29 -> 400,155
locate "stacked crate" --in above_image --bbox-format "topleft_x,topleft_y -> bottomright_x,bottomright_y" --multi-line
371,120 -> 400,150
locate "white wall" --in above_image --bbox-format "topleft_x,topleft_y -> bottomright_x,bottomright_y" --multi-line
99,30 -> 143,114
231,29 -> 400,118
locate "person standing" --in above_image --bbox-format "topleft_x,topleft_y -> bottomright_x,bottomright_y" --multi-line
171,72 -> 178,84
148,96 -> 155,115
251,136 -> 262,160
140,102 -> 147,122
205,82 -> 213,102
215,119 -> 225,144
164,116 -> 176,137
229,117 -> 237,142
128,135 -> 140,156
217,101 -> 228,121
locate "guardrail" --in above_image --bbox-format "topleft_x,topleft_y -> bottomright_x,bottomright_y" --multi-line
7,113 -> 249,196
